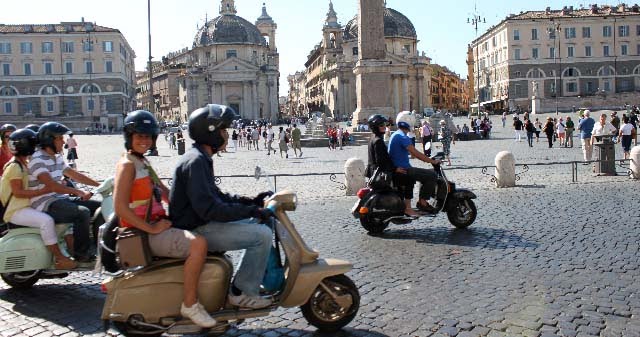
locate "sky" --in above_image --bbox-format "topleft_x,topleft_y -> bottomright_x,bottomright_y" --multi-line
3,0 -> 598,96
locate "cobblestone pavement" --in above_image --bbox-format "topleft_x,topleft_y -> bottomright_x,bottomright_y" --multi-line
1,112 -> 639,336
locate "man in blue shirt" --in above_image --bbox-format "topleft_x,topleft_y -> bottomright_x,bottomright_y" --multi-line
388,119 -> 441,217
578,110 -> 596,163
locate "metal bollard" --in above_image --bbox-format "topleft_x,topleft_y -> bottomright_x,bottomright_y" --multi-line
495,151 -> 516,188
631,146 -> 640,179
344,158 -> 366,196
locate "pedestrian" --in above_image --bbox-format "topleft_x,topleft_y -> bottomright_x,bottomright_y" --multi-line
420,121 -> 433,156
534,118 -> 542,142
246,128 -> 253,151
577,110 -> 596,164
278,126 -> 289,158
556,118 -> 566,147
169,132 -> 176,150
610,111 -> 620,143
619,115 -> 636,159
439,120 -> 453,166
251,128 -> 260,150
543,117 -> 555,148
592,113 -> 617,141
231,130 -> 239,152
501,111 -> 507,128
337,127 -> 344,150
565,117 -> 575,148
65,133 -> 79,167
266,125 -> 276,155
513,117 -> 523,142
524,118 -> 535,147
291,124 -> 302,157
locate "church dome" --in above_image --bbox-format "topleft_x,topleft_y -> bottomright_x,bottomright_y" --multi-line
343,7 -> 417,41
194,14 -> 266,47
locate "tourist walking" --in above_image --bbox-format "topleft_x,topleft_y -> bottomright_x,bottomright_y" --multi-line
246,129 -> 253,151
556,118 -> 566,147
420,121 -> 433,156
513,117 -> 523,142
278,127 -> 289,158
337,127 -> 344,150
501,111 -> 507,128
619,116 -> 636,159
578,110 -> 596,163
266,125 -> 276,155
524,118 -> 535,147
565,117 -> 575,147
231,130 -> 239,152
251,128 -> 260,151
169,132 -> 176,150
542,117 -> 555,148
534,118 -> 542,142
65,133 -> 78,167
438,120 -> 453,166
610,111 -> 620,143
291,124 -> 302,158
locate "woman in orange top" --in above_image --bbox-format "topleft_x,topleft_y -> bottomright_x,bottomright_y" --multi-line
113,110 -> 216,328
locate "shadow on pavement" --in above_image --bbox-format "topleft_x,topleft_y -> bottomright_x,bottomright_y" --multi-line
0,284 -> 106,334
228,327 -> 389,337
378,226 -> 538,249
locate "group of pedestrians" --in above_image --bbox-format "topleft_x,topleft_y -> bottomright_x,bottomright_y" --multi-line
230,124 -> 303,158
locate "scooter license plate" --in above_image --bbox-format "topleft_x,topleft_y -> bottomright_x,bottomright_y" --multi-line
351,201 -> 361,218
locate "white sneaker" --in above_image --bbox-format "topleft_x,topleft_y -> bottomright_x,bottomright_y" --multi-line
227,293 -> 272,309
180,302 -> 217,328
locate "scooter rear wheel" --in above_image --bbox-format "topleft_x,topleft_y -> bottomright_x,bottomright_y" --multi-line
300,274 -> 360,332
359,216 -> 389,235
1,271 -> 40,289
112,320 -> 163,337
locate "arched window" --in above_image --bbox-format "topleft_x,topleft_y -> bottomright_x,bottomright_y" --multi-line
39,85 -> 60,95
597,66 -> 615,77
0,86 -> 18,96
633,65 -> 640,75
527,68 -> 545,78
81,83 -> 100,93
563,67 -> 580,77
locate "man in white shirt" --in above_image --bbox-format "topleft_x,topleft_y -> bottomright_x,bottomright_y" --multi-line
591,113 -> 617,144
266,125 -> 276,155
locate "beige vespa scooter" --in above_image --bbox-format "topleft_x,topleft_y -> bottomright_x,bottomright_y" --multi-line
100,167 -> 360,336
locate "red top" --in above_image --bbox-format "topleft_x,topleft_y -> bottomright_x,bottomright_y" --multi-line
0,147 -> 13,176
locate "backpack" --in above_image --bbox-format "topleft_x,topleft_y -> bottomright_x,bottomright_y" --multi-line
284,134 -> 290,143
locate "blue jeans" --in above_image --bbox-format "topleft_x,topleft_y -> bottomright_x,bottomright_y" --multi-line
194,219 -> 272,296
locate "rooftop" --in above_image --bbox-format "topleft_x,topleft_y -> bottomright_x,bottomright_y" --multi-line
0,21 -> 119,34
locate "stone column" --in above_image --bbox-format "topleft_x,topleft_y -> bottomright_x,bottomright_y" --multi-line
393,76 -> 400,113
417,75 -> 424,112
630,146 -> 640,179
253,81 -> 259,119
402,75 -> 409,111
344,158 -> 365,196
352,0 -> 393,126
220,82 -> 226,106
241,81 -> 247,118
495,151 -> 516,188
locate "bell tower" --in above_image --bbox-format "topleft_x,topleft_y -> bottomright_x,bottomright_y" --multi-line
219,0 -> 237,15
256,3 -> 277,51
323,1 -> 342,49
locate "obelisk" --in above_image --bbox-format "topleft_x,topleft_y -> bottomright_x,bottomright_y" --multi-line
352,0 -> 393,126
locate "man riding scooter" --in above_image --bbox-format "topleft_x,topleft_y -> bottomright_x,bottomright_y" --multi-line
388,114 -> 441,217
170,104 -> 275,310
28,122 -> 100,262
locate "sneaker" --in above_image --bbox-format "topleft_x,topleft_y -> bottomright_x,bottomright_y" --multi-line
227,293 -> 272,309
180,302 -> 217,328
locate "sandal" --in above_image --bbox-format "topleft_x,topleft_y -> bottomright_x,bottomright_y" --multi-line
55,256 -> 78,270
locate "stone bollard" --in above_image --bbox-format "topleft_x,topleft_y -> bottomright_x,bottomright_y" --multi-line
631,146 -> 640,179
495,151 -> 516,188
344,158 -> 366,196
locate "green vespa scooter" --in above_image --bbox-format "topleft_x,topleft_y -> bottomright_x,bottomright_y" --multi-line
0,178 -> 114,289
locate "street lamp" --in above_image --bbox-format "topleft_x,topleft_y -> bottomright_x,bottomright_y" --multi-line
547,21 -> 561,115
147,0 -> 154,115
468,6 -> 485,118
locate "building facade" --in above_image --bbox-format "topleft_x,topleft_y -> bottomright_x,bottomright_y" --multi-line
290,1 -> 433,121
430,64 -> 468,113
0,20 -> 136,130
469,4 -> 640,113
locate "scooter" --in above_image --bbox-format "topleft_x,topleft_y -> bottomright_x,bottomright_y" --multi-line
100,167 -> 360,336
352,152 -> 478,234
0,178 -> 114,289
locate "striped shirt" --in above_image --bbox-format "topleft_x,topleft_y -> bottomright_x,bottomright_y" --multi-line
28,149 -> 69,211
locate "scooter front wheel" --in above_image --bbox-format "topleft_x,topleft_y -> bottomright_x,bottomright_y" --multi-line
1,271 -> 41,289
447,199 -> 477,229
300,274 -> 360,332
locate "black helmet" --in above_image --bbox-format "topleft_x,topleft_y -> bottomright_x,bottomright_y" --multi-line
188,104 -> 238,150
25,124 -> 40,133
8,128 -> 38,156
368,114 -> 389,135
123,110 -> 159,150
38,122 -> 70,152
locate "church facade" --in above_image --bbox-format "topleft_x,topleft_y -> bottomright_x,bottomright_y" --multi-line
289,1 -> 433,121
160,0 -> 279,122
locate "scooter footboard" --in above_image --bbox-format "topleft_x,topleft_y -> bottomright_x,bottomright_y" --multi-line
280,258 -> 351,308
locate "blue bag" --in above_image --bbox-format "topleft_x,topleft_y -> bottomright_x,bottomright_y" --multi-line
261,220 -> 285,292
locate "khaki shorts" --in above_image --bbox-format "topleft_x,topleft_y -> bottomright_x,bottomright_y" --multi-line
148,227 -> 195,259
292,140 -> 301,149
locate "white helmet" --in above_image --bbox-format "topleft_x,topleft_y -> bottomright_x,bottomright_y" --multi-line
396,111 -> 415,129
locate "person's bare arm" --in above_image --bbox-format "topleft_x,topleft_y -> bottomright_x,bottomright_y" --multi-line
8,179 -> 51,198
407,145 -> 440,165
37,172 -> 86,197
63,168 -> 99,187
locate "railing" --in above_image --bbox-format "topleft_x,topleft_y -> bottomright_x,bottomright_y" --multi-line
161,172 -> 347,191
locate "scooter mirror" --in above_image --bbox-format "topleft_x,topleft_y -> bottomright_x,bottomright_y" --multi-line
254,166 -> 262,180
